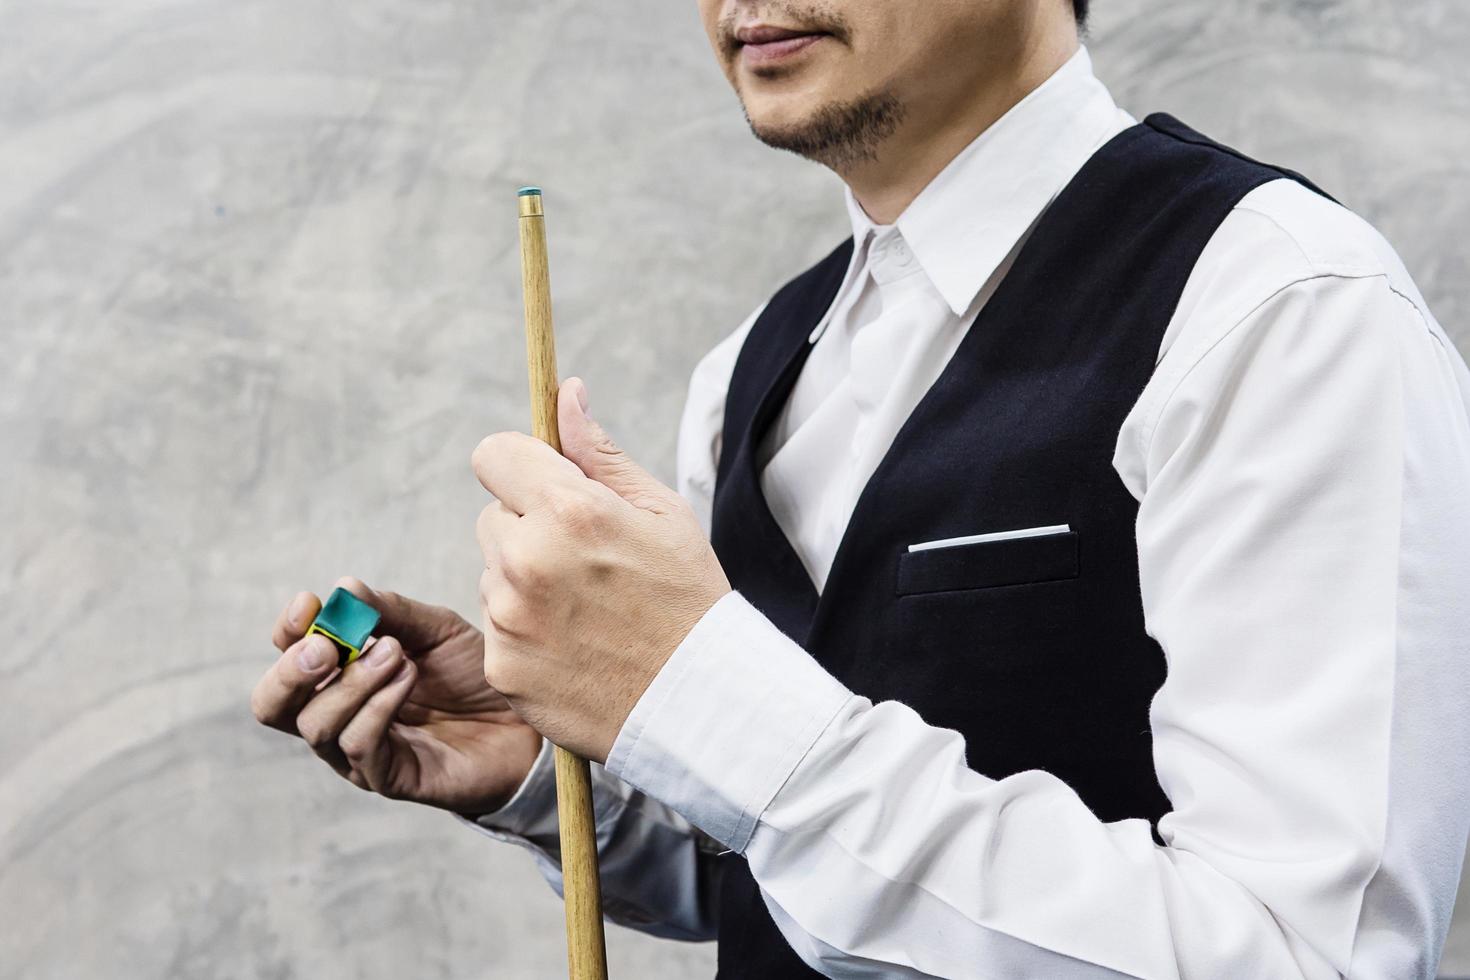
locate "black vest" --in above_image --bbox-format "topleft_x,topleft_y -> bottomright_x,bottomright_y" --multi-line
707,114 -> 1332,978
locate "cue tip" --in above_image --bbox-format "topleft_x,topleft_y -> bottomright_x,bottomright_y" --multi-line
517,185 -> 545,217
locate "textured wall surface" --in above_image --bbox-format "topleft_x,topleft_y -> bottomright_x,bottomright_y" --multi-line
1,1 -> 1466,977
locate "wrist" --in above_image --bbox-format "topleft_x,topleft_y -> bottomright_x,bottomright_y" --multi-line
591,584 -> 733,764
461,736 -> 557,835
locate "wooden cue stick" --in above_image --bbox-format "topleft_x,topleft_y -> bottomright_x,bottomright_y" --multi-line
516,185 -> 610,980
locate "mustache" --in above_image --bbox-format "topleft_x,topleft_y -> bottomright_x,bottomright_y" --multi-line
717,1 -> 852,58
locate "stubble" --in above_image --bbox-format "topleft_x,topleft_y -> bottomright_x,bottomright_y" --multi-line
743,89 -> 906,171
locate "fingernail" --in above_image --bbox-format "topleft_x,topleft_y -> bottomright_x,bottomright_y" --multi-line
287,593 -> 310,627
392,661 -> 413,684
572,378 -> 589,415
366,638 -> 397,668
296,636 -> 329,671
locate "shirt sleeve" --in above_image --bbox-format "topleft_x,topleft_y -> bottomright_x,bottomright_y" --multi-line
605,272 -> 1470,977
454,738 -> 725,940
452,302 -> 768,940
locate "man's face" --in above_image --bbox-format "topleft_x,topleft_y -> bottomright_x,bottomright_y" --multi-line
698,0 -> 1038,169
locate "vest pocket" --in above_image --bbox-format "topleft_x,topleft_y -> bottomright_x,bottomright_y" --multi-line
896,529 -> 1079,595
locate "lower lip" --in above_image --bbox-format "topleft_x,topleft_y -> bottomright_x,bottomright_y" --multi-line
740,34 -> 825,66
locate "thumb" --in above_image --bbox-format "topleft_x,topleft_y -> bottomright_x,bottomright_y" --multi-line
557,378 -> 675,512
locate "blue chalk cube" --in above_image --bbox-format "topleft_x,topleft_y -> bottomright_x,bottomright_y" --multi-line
307,587 -> 382,668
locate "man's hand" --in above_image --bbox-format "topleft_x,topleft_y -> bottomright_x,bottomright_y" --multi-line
250,578 -> 544,816
471,378 -> 732,763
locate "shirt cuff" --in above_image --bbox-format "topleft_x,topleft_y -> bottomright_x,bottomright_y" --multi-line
453,735 -> 561,846
605,590 -> 854,853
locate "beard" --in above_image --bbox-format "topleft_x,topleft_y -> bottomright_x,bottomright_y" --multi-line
744,89 -> 906,171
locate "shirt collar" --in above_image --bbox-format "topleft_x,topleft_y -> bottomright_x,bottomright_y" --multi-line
818,46 -> 1132,335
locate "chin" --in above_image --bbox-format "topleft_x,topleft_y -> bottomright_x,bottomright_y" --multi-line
738,77 -> 833,135
742,101 -> 808,138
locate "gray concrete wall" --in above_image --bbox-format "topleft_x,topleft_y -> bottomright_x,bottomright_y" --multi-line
0,0 -> 1465,977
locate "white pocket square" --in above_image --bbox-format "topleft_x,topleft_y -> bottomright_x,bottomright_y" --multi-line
907,524 -> 1072,554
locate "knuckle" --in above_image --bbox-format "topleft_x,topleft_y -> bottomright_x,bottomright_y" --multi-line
298,718 -> 331,750
544,489 -> 584,523
338,733 -> 369,763
249,689 -> 274,727
497,540 -> 542,588
473,432 -> 517,470
549,488 -> 606,532
482,647 -> 521,697
496,535 -> 523,569
476,503 -> 499,542
481,644 -> 504,687
484,586 -> 527,636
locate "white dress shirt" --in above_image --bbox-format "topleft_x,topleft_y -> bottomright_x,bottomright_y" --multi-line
463,47 -> 1470,978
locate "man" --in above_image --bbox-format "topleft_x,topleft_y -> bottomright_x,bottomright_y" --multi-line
252,0 -> 1470,976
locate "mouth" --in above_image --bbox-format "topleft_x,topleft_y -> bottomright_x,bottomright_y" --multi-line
734,24 -> 831,67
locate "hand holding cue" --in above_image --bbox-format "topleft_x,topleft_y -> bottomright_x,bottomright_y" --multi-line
516,186 -> 610,980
